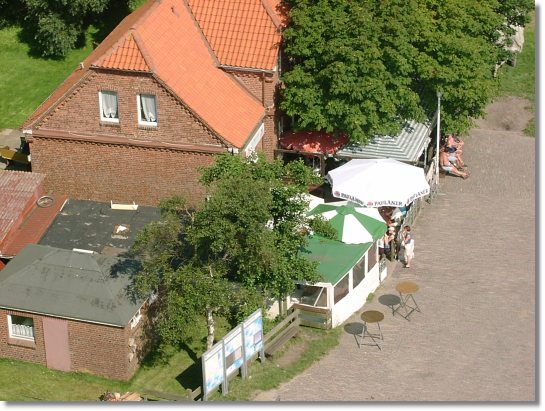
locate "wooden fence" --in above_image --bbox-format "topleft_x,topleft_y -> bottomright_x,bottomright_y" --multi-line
264,308 -> 301,356
291,303 -> 332,329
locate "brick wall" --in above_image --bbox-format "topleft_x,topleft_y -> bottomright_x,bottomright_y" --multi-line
231,70 -> 280,160
39,70 -> 223,147
0,310 -> 46,366
0,306 -> 151,381
29,137 -> 216,207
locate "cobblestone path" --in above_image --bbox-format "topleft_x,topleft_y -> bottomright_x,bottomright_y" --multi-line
253,124 -> 535,401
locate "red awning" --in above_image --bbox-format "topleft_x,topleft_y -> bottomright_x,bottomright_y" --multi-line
279,131 -> 348,155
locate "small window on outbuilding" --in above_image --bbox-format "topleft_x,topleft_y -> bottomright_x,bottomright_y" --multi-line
8,315 -> 35,341
333,274 -> 349,304
352,254 -> 366,289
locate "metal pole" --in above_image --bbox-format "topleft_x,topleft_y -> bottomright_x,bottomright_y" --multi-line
435,91 -> 442,184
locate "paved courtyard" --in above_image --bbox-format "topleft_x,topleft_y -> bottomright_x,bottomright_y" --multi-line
254,113 -> 536,401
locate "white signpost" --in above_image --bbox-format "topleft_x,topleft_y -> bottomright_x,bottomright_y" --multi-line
201,341 -> 225,401
201,309 -> 264,400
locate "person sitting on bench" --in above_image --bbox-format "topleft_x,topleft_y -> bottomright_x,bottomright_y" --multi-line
445,135 -> 467,169
440,146 -> 469,179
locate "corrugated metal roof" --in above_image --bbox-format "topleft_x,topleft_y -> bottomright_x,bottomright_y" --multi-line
0,171 -> 45,247
1,195 -> 68,257
336,116 -> 435,164
0,244 -> 145,327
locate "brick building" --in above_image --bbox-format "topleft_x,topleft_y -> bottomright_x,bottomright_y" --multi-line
0,244 -> 151,381
22,0 -> 284,207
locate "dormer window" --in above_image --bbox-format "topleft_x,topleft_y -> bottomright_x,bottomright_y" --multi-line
99,90 -> 119,123
137,94 -> 157,126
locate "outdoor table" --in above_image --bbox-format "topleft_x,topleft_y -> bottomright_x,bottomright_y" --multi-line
357,310 -> 384,350
379,294 -> 402,316
394,281 -> 421,321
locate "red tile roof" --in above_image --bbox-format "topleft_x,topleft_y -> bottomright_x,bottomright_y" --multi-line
0,171 -> 45,253
187,0 -> 281,70
2,195 -> 68,257
95,33 -> 151,72
23,0 -> 267,149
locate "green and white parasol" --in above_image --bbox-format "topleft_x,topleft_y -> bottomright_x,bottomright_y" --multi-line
307,204 -> 387,244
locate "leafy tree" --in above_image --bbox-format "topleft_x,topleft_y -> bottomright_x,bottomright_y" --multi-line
19,0 -> 110,58
132,154 -> 327,350
280,0 -> 533,140
0,0 -> 26,27
3,0 -> 145,58
131,196 -> 245,350
199,153 -> 323,313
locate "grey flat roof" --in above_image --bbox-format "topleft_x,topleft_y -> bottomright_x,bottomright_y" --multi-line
39,199 -> 160,254
336,116 -> 436,164
0,244 -> 144,327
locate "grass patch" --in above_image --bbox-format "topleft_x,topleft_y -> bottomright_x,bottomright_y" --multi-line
496,11 -> 535,136
0,313 -> 336,401
0,358 -> 129,401
0,26 -> 95,129
0,322 -> 340,401
214,326 -> 341,401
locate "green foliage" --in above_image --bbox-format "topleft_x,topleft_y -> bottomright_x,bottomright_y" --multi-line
281,0 -> 534,140
0,0 -> 26,27
308,215 -> 337,239
32,11 -> 80,59
199,154 -> 321,300
20,0 -> 110,58
1,0 -> 136,59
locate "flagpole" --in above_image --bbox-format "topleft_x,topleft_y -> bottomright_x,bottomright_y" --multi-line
435,91 -> 442,185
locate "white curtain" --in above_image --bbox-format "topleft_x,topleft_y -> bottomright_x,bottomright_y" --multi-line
140,94 -> 157,122
101,91 -> 118,118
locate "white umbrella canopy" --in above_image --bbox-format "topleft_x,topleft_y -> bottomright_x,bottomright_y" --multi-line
326,158 -> 430,207
307,204 -> 386,244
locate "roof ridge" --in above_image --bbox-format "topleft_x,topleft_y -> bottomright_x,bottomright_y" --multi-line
132,31 -> 156,73
259,0 -> 282,29
181,0 -> 221,67
96,255 -> 125,325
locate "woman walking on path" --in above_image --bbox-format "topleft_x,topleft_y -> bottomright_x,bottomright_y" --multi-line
401,226 -> 415,268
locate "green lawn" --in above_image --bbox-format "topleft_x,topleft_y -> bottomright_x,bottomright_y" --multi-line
496,12 -> 535,136
0,326 -> 340,402
0,26 -> 95,129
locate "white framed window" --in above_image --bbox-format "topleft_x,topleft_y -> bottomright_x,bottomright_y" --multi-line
99,90 -> 119,123
7,314 -> 35,341
137,94 -> 157,126
130,309 -> 142,329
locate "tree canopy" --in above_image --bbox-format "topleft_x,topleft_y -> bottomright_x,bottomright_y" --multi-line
280,0 -> 534,141
132,154 -> 329,350
0,0 -> 144,58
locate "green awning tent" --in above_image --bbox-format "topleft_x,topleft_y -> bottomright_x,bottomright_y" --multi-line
300,235 -> 371,285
